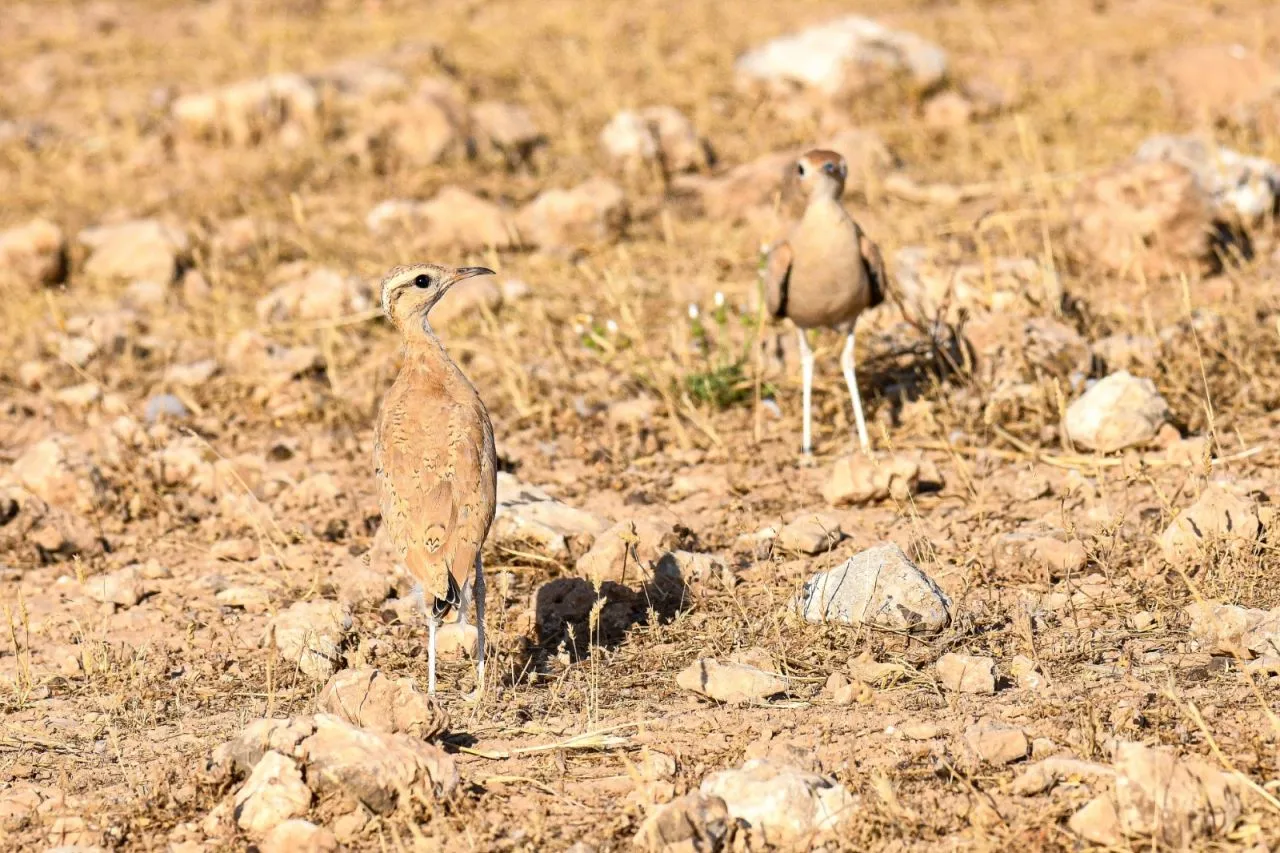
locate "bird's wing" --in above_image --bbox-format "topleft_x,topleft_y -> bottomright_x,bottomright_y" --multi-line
373,427 -> 460,605
763,239 -> 794,319
859,231 -> 888,308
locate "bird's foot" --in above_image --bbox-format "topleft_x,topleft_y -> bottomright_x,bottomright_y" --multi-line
797,450 -> 818,468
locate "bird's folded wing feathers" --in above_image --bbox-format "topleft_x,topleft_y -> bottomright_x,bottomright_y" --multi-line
763,240 -> 793,319
375,440 -> 458,602
859,232 -> 888,305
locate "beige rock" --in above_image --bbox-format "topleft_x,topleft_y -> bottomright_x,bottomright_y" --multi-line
776,511 -> 843,554
700,759 -> 856,846
78,218 -> 189,284
964,720 -> 1029,765
992,529 -> 1087,580
435,622 -> 478,658
633,792 -> 737,853
517,178 -> 628,251
210,714 -> 458,816
1011,757 -> 1115,796
494,473 -> 611,560
936,653 -> 996,694
1068,794 -> 1122,846
82,566 -> 144,608
233,751 -> 311,834
256,267 -> 371,323
261,819 -> 337,853
366,188 -> 519,251
471,100 -> 543,163
216,586 -> 271,613
1071,160 -> 1216,279
1136,134 -> 1280,222
600,106 -> 708,173
1073,741 -> 1246,847
1186,600 -> 1280,659
303,713 -> 459,812
1159,485 -> 1263,563
1064,371 -> 1170,453
671,153 -> 792,221
923,91 -> 976,128
575,516 -> 676,586
172,73 -> 319,145
316,668 -> 448,740
822,452 -> 923,506
0,218 -> 66,287
11,436 -> 97,512
268,600 -> 353,682
676,658 -> 788,704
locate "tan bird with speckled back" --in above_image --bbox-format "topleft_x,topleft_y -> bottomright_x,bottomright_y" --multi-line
374,263 -> 498,697
764,148 -> 888,456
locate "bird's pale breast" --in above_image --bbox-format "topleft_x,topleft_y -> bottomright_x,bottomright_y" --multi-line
785,199 -> 874,330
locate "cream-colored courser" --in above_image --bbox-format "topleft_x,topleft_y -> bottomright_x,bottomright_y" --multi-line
764,149 -> 887,455
374,263 -> 498,696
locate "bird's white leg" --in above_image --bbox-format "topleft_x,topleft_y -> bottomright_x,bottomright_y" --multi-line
427,612 -> 439,695
798,328 -> 815,455
841,329 -> 871,454
473,555 -> 486,697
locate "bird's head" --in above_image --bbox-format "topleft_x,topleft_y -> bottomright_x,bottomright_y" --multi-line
794,149 -> 847,200
379,263 -> 495,332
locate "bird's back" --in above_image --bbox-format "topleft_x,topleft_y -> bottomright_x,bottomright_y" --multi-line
374,344 -> 497,611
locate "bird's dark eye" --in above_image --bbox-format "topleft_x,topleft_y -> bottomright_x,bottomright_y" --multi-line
823,162 -> 838,175
797,163 -> 806,176
413,274 -> 432,289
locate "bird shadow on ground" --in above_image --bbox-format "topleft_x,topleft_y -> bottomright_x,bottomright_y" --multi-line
531,565 -> 690,666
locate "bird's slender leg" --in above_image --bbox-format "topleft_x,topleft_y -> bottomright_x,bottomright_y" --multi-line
798,328 -> 815,455
841,329 -> 871,454
427,613 -> 439,695
473,555 -> 486,697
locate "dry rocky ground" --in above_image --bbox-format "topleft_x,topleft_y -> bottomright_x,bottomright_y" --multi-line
4,0 -> 1280,850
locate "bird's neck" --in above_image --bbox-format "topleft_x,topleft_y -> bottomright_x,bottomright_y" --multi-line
401,320 -> 457,377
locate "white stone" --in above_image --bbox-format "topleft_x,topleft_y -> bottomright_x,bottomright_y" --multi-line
794,543 -> 951,633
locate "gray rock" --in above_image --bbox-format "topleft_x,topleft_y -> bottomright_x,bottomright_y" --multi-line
1064,371 -> 1170,453
793,542 -> 951,633
1135,134 -> 1280,221
735,15 -> 947,96
144,394 -> 189,423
